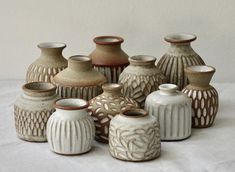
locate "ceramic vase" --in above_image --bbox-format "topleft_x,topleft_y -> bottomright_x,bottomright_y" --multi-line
145,84 -> 192,141
89,36 -> 129,83
47,98 -> 95,155
182,65 -> 219,128
118,55 -> 166,107
156,33 -> 205,90
26,42 -> 67,83
109,108 -> 161,162
88,83 -> 138,143
53,55 -> 107,100
14,82 -> 59,142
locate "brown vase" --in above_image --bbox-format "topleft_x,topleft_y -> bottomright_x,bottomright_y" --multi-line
53,55 -> 107,100
88,83 -> 138,143
26,42 -> 67,83
182,65 -> 219,128
156,33 -> 205,90
89,36 -> 129,83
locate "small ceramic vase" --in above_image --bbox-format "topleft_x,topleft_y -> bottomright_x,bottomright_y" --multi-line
53,55 -> 107,100
145,84 -> 192,141
118,55 -> 166,107
109,108 -> 161,162
26,42 -> 67,83
88,83 -> 138,143
156,33 -> 205,90
89,36 -> 129,83
14,82 -> 59,142
182,65 -> 219,128
47,98 -> 95,155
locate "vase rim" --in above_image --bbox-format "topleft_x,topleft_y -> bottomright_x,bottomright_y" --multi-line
164,33 -> 197,43
22,82 -> 56,94
129,55 -> 156,64
55,98 -> 89,110
38,42 -> 66,49
93,36 -> 124,45
120,108 -> 148,118
69,55 -> 91,63
185,65 -> 216,74
102,83 -> 123,92
159,84 -> 178,92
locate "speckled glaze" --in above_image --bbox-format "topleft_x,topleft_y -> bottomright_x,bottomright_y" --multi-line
182,65 -> 219,128
156,33 -> 205,90
26,42 -> 67,83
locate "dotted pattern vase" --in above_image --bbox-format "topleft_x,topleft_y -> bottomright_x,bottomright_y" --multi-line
156,33 -> 205,90
14,82 -> 59,142
119,55 -> 166,107
109,109 -> 161,162
26,42 -> 67,83
88,83 -> 138,143
182,65 -> 219,128
145,84 -> 192,141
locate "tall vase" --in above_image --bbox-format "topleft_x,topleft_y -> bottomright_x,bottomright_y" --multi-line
182,65 -> 219,128
89,36 -> 129,83
26,42 -> 67,83
119,55 -> 166,107
156,33 -> 205,90
53,55 -> 107,100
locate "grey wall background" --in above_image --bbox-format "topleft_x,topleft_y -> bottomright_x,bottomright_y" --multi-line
0,0 -> 234,82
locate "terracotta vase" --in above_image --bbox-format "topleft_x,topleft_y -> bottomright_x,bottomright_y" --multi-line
156,33 -> 205,90
182,65 -> 219,128
88,83 -> 138,143
53,55 -> 107,100
118,55 -> 166,107
89,36 -> 129,83
14,82 -> 60,142
145,84 -> 192,141
109,108 -> 161,162
47,98 -> 95,155
26,42 -> 67,83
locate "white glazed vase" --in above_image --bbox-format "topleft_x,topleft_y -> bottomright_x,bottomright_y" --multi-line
47,99 -> 95,155
145,84 -> 192,141
109,108 -> 161,162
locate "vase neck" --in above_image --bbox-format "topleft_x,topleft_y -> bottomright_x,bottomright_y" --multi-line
159,84 -> 178,95
96,44 -> 121,52
102,83 -> 122,96
38,42 -> 66,59
129,55 -> 156,67
68,56 -> 92,72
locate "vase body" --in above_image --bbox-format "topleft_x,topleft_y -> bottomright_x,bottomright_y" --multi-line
156,33 -> 205,90
145,84 -> 192,140
89,36 -> 129,83
53,55 -> 107,100
182,65 -> 219,128
26,42 -> 67,83
109,109 -> 161,162
119,55 -> 166,107
88,83 -> 138,143
14,82 -> 59,142
47,98 -> 95,155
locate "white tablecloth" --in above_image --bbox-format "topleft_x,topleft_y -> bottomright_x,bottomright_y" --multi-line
0,80 -> 234,172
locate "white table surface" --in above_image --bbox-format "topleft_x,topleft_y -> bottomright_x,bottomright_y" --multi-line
0,80 -> 234,172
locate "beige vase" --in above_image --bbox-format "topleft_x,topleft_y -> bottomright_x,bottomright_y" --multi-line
53,55 -> 107,100
26,42 -> 67,83
182,65 -> 219,128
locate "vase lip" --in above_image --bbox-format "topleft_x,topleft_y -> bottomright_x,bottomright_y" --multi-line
185,65 -> 216,74
55,98 -> 89,110
93,35 -> 124,45
38,42 -> 66,49
159,84 -> 178,92
69,55 -> 91,63
164,33 -> 197,44
22,82 -> 56,94
129,55 -> 156,64
102,83 -> 123,92
120,108 -> 148,118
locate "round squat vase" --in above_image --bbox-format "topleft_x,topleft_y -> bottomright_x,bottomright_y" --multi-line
109,108 -> 161,162
47,98 -> 95,155
156,33 -> 205,90
88,83 -> 138,143
26,42 -> 67,83
53,55 -> 107,100
89,36 -> 129,83
14,82 -> 59,142
119,55 -> 166,107
182,65 -> 219,128
145,84 -> 192,141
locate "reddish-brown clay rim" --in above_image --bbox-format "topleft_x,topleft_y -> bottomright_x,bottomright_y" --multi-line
22,82 -> 56,93
120,108 -> 148,118
54,98 -> 89,110
93,36 -> 124,45
184,65 -> 216,74
164,33 -> 197,44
